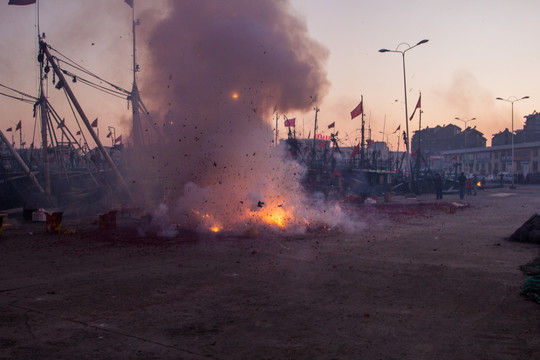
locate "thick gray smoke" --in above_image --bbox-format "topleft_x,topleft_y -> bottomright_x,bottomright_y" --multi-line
129,0 -> 362,234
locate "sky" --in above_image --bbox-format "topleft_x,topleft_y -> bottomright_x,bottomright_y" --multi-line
1,0 -> 539,151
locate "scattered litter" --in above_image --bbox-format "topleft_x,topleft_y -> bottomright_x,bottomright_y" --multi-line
32,209 -> 47,222
46,212 -> 63,234
98,210 -> 117,230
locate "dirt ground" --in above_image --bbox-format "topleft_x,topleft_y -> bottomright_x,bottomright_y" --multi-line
1,185 -> 539,359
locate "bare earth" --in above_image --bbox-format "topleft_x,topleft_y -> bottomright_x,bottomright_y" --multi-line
1,185 -> 539,359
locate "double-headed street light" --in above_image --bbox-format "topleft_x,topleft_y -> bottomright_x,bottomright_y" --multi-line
379,39 -> 429,192
495,96 -> 529,189
455,117 -> 477,174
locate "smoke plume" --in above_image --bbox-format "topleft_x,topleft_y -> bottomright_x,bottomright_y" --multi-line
129,0 -> 357,235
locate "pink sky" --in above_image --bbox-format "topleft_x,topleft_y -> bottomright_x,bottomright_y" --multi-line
1,0 -> 539,151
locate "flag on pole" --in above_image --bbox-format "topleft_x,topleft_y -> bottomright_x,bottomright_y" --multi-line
409,93 -> 421,121
328,122 -> 335,129
284,118 -> 296,127
8,0 -> 36,5
124,0 -> 134,7
91,118 -> 98,127
15,120 -> 21,131
76,130 -> 81,135
57,119 -> 65,128
115,135 -> 122,143
350,144 -> 360,159
350,100 -> 363,120
393,124 -> 401,134
106,132 -> 112,138
6,127 -> 12,132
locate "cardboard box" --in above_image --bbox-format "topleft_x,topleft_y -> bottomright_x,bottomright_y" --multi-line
32,211 -> 47,222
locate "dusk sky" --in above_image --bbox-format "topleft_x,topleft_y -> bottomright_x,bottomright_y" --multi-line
1,0 -> 539,151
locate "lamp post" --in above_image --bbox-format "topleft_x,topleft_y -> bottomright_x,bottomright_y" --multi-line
379,39 -> 429,192
454,117 -> 476,174
496,96 -> 529,189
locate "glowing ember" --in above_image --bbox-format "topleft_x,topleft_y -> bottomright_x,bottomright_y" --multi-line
232,92 -> 239,99
192,210 -> 223,233
259,207 -> 288,228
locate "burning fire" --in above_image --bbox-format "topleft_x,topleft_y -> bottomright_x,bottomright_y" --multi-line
256,205 -> 292,229
191,199 -> 304,234
192,210 -> 223,233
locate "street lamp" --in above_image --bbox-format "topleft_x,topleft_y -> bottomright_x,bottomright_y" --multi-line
495,96 -> 529,189
454,117 -> 476,174
379,39 -> 429,192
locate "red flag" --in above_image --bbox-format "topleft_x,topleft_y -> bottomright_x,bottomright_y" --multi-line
115,135 -> 122,143
6,127 -> 12,132
367,139 -> 374,147
328,122 -> 335,129
124,0 -> 133,7
350,100 -> 363,120
284,118 -> 296,127
409,94 -> 421,121
8,0 -> 36,5
393,124 -> 401,133
76,130 -> 81,135
350,144 -> 360,159
57,119 -> 65,128
106,132 -> 112,138
91,118 -> 98,127
15,120 -> 21,131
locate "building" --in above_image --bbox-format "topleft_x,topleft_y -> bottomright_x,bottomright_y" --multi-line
524,111 -> 540,142
411,124 -> 486,154
492,129 -> 512,146
441,141 -> 540,180
411,124 -> 461,155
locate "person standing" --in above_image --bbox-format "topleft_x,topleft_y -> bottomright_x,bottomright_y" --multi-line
466,177 -> 472,195
434,172 -> 443,200
458,172 -> 467,200
472,173 -> 478,195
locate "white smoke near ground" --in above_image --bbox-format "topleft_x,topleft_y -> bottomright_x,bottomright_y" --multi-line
128,0 -> 365,235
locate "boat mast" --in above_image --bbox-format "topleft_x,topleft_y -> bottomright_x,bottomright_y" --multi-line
37,34 -> 51,198
360,95 -> 365,168
0,129 -> 45,194
39,40 -> 134,202
129,0 -> 143,148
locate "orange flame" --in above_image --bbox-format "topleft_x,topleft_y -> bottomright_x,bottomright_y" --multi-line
192,200 -> 304,233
